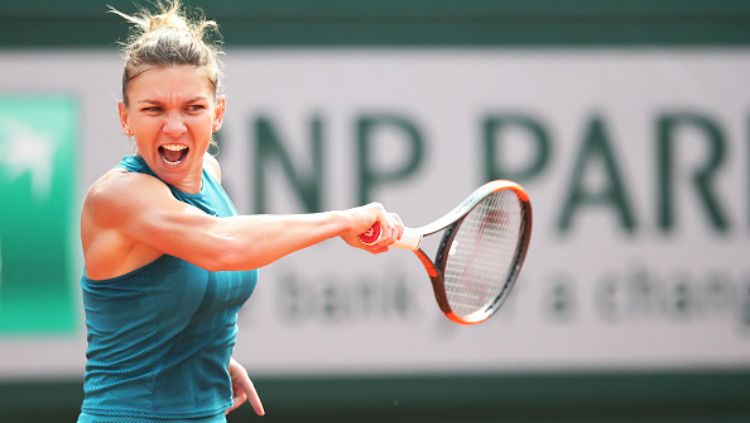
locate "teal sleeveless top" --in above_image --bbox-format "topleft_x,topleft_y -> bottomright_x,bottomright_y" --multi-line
78,155 -> 258,422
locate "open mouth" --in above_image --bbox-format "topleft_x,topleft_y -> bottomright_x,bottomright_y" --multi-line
158,144 -> 189,166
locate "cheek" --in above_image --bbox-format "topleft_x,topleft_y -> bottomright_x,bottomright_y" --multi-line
129,118 -> 163,149
190,116 -> 216,137
133,119 -> 160,137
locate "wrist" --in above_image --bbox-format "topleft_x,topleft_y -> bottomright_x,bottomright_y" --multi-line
326,209 -> 353,236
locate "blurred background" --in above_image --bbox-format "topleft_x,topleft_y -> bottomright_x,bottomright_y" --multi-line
1,0 -> 750,421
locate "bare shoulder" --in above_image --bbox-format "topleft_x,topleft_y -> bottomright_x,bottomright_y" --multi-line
83,167 -> 171,228
81,168 -> 178,279
203,152 -> 222,182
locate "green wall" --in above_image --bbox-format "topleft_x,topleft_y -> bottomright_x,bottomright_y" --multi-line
2,371 -> 749,422
0,0 -> 749,47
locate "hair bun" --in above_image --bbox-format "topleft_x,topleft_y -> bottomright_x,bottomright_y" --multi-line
110,0 -> 217,41
148,11 -> 190,33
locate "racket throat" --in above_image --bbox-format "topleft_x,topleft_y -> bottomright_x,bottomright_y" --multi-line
394,228 -> 422,250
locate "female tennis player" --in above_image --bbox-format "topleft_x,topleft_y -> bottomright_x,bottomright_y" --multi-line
77,1 -> 403,421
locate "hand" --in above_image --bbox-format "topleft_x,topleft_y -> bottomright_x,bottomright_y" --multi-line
226,358 -> 265,416
340,202 -> 404,254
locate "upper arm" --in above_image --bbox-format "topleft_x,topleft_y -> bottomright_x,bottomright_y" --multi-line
87,172 -> 230,270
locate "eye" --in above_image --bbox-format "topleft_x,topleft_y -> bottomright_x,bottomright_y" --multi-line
187,104 -> 206,112
141,106 -> 162,113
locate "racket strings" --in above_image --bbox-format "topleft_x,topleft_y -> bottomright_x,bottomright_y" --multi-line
442,190 -> 524,320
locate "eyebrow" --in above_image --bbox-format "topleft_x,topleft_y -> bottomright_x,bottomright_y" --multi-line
136,96 -> 209,105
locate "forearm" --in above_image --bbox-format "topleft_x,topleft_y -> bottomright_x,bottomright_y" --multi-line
211,210 -> 351,270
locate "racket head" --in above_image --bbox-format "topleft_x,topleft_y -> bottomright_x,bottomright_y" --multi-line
430,181 -> 532,325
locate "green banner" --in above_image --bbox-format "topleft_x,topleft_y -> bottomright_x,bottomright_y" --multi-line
0,95 -> 78,334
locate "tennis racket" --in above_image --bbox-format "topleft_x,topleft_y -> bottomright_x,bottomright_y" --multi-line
359,180 -> 532,325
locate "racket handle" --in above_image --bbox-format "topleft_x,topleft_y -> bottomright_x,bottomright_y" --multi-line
358,223 -> 422,251
358,223 -> 381,245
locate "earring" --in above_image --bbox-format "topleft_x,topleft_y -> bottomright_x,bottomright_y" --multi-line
124,128 -> 132,136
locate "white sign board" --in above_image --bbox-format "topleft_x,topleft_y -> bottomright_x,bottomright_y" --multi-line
0,49 -> 748,378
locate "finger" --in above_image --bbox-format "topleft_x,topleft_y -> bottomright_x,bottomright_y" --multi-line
366,202 -> 385,229
225,390 -> 247,414
243,378 -> 266,416
386,214 -> 400,244
372,215 -> 394,247
392,213 -> 405,239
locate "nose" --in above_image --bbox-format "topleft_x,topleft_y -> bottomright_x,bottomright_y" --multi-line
162,112 -> 187,137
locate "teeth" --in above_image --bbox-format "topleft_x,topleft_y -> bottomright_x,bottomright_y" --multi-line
162,144 -> 187,151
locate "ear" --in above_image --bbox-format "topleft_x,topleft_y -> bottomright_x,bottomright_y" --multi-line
117,101 -> 132,136
212,95 -> 226,133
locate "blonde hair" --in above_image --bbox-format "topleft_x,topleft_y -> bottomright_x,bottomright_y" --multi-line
110,0 -> 223,105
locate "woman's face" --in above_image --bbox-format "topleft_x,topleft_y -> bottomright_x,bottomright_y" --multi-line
118,65 -> 225,192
